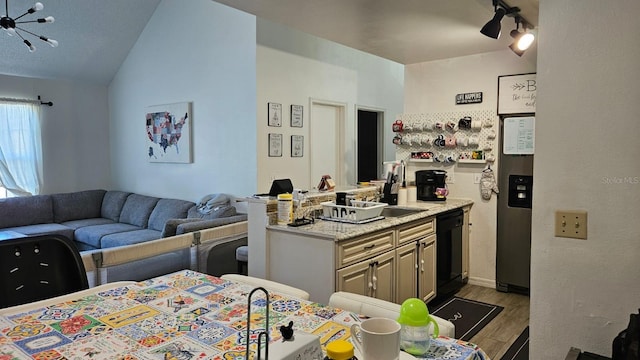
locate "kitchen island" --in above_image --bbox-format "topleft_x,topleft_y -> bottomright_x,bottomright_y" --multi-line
247,193 -> 472,304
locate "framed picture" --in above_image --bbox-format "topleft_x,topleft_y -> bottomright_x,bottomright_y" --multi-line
291,135 -> 303,157
268,133 -> 282,157
498,73 -> 537,115
145,102 -> 192,163
290,105 -> 303,127
268,102 -> 282,127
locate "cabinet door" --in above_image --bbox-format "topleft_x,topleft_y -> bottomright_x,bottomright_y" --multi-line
418,234 -> 436,303
396,242 -> 418,304
336,259 -> 372,296
370,250 -> 396,303
462,205 -> 471,280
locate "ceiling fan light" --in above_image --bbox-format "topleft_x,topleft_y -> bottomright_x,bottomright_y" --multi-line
37,16 -> 54,23
33,2 -> 44,11
24,39 -> 36,52
3,27 -> 16,36
480,7 -> 506,39
40,36 -> 57,47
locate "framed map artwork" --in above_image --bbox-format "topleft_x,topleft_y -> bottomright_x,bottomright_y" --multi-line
145,102 -> 193,163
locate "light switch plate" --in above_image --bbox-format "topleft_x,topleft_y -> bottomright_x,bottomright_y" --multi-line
555,210 -> 588,239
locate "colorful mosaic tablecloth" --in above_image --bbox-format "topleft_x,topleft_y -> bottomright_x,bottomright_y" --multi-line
0,270 -> 488,359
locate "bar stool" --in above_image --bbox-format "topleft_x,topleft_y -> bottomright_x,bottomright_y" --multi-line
235,245 -> 248,275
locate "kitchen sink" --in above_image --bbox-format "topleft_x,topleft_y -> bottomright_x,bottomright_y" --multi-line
380,207 -> 424,218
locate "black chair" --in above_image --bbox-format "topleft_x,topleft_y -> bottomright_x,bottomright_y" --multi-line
0,234 -> 89,309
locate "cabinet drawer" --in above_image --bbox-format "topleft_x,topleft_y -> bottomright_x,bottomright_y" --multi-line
397,217 -> 435,245
337,230 -> 395,268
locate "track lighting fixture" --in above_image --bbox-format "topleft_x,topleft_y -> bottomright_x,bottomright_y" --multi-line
0,0 -> 57,52
509,16 -> 535,56
481,0 -> 536,56
480,5 -> 506,39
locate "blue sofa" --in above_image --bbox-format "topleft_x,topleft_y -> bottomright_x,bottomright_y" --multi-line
0,189 -> 247,251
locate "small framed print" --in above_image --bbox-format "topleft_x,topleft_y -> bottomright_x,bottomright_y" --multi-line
290,105 -> 303,127
268,102 -> 282,127
268,133 -> 282,157
291,135 -> 303,157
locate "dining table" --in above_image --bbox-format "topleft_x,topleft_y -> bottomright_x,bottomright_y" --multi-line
0,269 -> 489,359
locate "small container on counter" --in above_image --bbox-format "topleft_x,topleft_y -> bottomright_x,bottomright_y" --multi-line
324,340 -> 357,360
277,193 -> 294,225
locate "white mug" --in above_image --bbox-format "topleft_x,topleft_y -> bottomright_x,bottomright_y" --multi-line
457,134 -> 469,147
351,317 -> 401,360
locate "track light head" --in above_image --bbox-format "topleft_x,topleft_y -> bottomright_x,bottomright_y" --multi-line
480,7 -> 506,39
508,16 -> 535,56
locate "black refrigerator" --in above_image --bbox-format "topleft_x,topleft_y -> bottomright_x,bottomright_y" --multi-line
496,115 -> 535,293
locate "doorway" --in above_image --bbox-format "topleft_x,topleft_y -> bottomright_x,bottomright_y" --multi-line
357,108 -> 383,183
309,100 -> 346,188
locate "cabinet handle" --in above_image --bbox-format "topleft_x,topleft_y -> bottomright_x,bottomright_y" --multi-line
372,262 -> 378,291
363,244 -> 375,250
420,259 -> 425,272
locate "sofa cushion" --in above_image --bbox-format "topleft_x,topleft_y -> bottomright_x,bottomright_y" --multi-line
0,194 -> 52,228
101,191 -> 131,222
74,223 -> 143,249
100,229 -> 162,248
60,218 -> 115,230
4,223 -> 74,241
52,190 -> 106,223
187,204 -> 236,220
147,198 -> 195,232
119,194 -> 159,227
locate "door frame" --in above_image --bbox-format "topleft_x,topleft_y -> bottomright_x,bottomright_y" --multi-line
309,98 -> 348,186
355,105 -> 385,183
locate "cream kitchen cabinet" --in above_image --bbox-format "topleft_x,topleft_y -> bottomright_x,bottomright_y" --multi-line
417,234 -> 436,302
336,248 -> 395,303
396,218 -> 437,304
396,241 -> 419,304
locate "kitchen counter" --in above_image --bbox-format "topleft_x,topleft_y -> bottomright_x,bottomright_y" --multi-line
267,198 -> 474,241
263,197 -> 474,303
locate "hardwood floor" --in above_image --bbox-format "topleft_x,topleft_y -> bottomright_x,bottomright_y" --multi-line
453,284 -> 530,360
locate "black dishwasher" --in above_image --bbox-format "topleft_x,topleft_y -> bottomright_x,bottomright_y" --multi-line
432,209 -> 464,304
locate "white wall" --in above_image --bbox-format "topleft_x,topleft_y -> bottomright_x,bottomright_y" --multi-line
404,51 -> 536,286
0,74 -> 110,194
531,1 -> 640,358
256,19 -> 405,191
108,0 -> 257,201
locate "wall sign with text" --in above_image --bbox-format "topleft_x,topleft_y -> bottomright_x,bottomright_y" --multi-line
498,73 -> 536,115
456,92 -> 483,105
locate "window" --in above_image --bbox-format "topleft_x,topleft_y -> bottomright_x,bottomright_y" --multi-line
0,102 -> 43,197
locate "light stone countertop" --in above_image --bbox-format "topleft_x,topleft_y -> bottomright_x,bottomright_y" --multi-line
267,198 -> 473,241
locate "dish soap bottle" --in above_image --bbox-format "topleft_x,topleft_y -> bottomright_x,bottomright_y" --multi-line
324,340 -> 357,360
397,298 -> 440,357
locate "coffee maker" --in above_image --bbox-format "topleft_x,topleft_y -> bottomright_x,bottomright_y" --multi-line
415,170 -> 447,201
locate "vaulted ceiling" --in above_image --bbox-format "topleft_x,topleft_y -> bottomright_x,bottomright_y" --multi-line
0,0 -> 538,86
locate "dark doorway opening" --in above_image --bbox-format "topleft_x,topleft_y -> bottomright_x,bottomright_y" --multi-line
357,110 -> 380,183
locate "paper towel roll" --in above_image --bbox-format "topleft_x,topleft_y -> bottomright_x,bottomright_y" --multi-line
397,188 -> 408,206
407,186 -> 417,202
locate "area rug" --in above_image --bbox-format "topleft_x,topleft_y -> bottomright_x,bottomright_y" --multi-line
500,326 -> 529,360
430,297 -> 504,341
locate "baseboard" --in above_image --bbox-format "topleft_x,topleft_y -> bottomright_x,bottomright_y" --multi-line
467,277 -> 496,288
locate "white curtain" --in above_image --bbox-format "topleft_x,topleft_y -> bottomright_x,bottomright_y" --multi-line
0,102 -> 43,196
